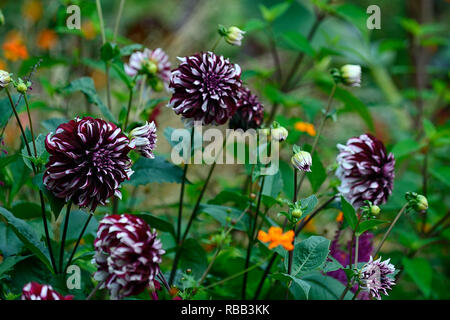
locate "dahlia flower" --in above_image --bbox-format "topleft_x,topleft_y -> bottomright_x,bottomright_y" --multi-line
229,87 -> 264,130
340,64 -> 361,87
129,121 -> 157,159
168,51 -> 242,125
291,151 -> 312,172
93,214 -> 165,300
21,282 -> 73,300
125,48 -> 171,91
336,134 -> 395,208
43,117 -> 133,212
0,70 -> 11,87
360,256 -> 396,300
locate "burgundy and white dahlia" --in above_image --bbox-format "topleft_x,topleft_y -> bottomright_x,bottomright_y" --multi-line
359,256 -> 396,300
43,117 -> 133,212
168,51 -> 242,125
93,214 -> 165,300
336,134 -> 395,208
22,282 -> 73,300
229,87 -> 264,130
125,48 -> 171,90
129,121 -> 157,159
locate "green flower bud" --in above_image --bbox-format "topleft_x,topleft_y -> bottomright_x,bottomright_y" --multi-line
271,127 -> 288,142
292,208 -> 303,219
16,82 -> 28,94
0,10 -> 4,26
370,205 -> 381,215
143,60 -> 158,75
416,195 -> 428,211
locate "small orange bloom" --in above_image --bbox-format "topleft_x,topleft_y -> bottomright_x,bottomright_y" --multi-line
22,0 -> 43,23
294,121 -> 316,136
2,32 -> 28,61
258,226 -> 294,251
37,29 -> 58,50
336,211 -> 344,223
0,60 -> 6,70
82,21 -> 98,40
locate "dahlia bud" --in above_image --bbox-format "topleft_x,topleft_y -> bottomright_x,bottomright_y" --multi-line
292,208 -> 303,219
222,26 -> 246,46
371,205 -> 381,215
340,64 -> 361,87
271,127 -> 288,142
129,121 -> 157,159
15,79 -> 30,93
143,60 -> 158,75
291,151 -> 312,172
406,192 -> 428,212
0,70 -> 11,88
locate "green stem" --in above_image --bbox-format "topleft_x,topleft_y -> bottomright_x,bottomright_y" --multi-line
373,203 -> 408,257
211,37 -> 222,51
123,88 -> 133,130
22,94 -> 38,158
113,0 -> 125,42
65,214 -> 93,272
59,201 -> 72,273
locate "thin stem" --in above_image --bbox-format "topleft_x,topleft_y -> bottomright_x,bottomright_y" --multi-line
352,287 -> 361,300
242,175 -> 266,299
123,89 -> 133,131
421,150 -> 429,234
253,252 -> 278,300
287,169 -> 298,276
373,203 -> 408,257
22,94 -> 37,158
296,83 -> 337,194
295,195 -> 336,236
65,214 -> 93,272
113,0 -> 125,42
96,0 -> 112,111
354,235 -> 360,270
86,281 -> 103,300
39,189 -> 58,273
211,37 -> 222,51
268,25 -> 282,83
59,201 -> 72,273
426,211 -> 450,236
96,0 -> 106,44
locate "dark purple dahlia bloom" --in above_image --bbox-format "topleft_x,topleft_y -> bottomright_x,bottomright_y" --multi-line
336,134 -> 395,208
21,282 -> 73,300
360,256 -> 396,300
229,87 -> 264,130
168,51 -> 242,125
43,117 -> 133,212
93,214 -> 165,300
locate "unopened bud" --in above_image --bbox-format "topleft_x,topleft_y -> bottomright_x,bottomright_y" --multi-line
292,208 -> 303,219
0,70 -> 11,88
370,205 -> 381,215
271,127 -> 288,142
416,195 -> 428,211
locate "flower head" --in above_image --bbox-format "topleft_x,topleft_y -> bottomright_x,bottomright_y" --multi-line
43,117 -> 133,212
2,32 -> 28,61
169,51 -> 242,125
129,121 -> 157,159
294,121 -> 316,136
229,87 -> 264,130
93,214 -> 165,300
258,226 -> 294,251
291,150 -> 312,172
22,0 -> 43,23
125,48 -> 171,91
0,70 -> 11,88
340,64 -> 361,87
359,256 -> 396,300
220,26 -> 246,46
336,134 -> 395,208
37,29 -> 58,50
21,282 -> 73,300
271,126 -> 288,142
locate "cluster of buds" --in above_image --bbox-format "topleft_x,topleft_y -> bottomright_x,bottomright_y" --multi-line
405,192 -> 428,212
218,25 -> 246,46
291,145 -> 312,172
278,199 -> 305,225
330,64 -> 362,87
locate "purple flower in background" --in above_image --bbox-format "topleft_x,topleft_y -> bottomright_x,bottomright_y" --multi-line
129,121 -> 157,159
169,51 -> 242,125
93,214 -> 165,300
22,282 -> 73,300
229,87 -> 264,130
125,48 -> 171,91
360,256 -> 396,300
336,134 -> 395,208
43,117 -> 133,211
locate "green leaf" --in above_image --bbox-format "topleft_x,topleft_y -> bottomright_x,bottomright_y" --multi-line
356,219 -> 389,236
21,134 -> 48,170
286,236 -> 330,277
199,204 -> 249,232
0,255 -> 31,278
302,272 -> 353,300
262,171 -> 283,199
10,201 -> 42,220
259,2 -> 290,23
272,273 -> 311,299
179,238 -> 208,279
62,77 -> 116,123
0,207 -> 53,272
402,257 -> 432,297
340,196 -> 357,230
61,210 -> 98,242
429,166 -> 450,187
32,173 -> 65,217
243,19 -> 266,32
306,152 -> 327,192
126,155 -> 186,185
135,212 -> 176,238
422,119 -> 437,140
100,42 -> 120,62
280,31 -> 315,56
41,117 -> 69,132
391,139 -> 425,159
334,4 -> 369,40
120,44 -> 144,56
300,195 -> 318,215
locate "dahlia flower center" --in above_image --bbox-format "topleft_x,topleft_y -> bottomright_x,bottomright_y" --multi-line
204,74 -> 221,92
89,148 -> 115,170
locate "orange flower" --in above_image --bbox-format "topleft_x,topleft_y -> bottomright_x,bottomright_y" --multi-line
82,20 -> 98,40
37,29 -> 58,50
22,0 -> 43,23
2,32 -> 28,61
0,59 -> 6,70
258,226 -> 294,251
336,211 -> 344,223
294,121 -> 316,136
